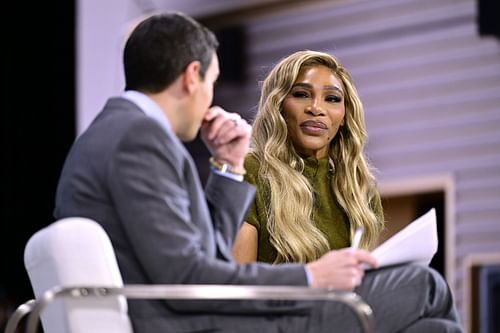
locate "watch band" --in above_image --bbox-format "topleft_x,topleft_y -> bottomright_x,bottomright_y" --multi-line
209,157 -> 246,176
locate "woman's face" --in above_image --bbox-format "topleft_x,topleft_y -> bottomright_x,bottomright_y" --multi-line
282,65 -> 345,159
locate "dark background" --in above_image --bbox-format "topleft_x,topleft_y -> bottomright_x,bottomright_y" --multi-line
2,1 -> 76,328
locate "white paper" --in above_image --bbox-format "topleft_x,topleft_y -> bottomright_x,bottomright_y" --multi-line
370,208 -> 438,268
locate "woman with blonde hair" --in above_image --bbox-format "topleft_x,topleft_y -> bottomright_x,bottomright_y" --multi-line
233,50 -> 383,264
232,50 -> 464,332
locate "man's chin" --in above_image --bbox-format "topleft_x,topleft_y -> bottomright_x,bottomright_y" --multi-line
179,130 -> 199,143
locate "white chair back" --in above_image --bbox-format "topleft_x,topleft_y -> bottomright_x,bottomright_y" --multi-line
23,217 -> 133,333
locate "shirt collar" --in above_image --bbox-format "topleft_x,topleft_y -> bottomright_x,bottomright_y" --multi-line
121,90 -> 172,135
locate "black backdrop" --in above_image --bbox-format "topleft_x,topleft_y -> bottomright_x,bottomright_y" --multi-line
2,1 -> 76,328
477,0 -> 500,38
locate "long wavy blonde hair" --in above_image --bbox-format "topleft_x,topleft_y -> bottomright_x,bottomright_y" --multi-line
251,50 -> 383,263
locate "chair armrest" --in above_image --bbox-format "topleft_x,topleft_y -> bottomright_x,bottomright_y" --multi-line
21,285 -> 374,333
4,299 -> 36,333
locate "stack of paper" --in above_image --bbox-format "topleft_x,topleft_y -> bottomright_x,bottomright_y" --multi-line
370,208 -> 438,268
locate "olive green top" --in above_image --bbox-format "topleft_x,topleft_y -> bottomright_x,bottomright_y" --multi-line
243,154 -> 383,263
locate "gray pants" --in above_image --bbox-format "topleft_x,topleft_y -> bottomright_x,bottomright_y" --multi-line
309,264 -> 463,332
209,264 -> 463,333
137,264 -> 463,332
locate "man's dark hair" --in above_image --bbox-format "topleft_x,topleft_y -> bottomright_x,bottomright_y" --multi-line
124,12 -> 219,93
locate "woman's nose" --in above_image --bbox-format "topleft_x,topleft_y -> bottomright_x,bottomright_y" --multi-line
305,100 -> 325,116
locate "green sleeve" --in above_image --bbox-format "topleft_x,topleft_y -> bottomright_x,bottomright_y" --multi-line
243,154 -> 278,263
243,154 -> 262,231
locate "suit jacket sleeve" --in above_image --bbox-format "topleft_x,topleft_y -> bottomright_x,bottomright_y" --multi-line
108,118 -> 309,313
205,172 -> 254,260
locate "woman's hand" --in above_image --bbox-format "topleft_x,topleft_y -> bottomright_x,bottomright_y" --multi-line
306,248 -> 378,290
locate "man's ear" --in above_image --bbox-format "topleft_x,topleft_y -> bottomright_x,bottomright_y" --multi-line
183,61 -> 201,94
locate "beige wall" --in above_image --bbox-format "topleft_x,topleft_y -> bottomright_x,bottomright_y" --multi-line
80,0 -> 500,327
212,0 -> 500,326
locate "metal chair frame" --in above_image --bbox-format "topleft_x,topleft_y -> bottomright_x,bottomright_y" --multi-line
5,284 -> 374,333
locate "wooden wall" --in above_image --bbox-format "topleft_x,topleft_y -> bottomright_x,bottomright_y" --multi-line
79,0 -> 500,327
212,0 -> 500,325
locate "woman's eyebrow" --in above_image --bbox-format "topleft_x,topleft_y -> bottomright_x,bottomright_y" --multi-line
291,82 -> 312,89
292,82 -> 344,95
323,85 -> 344,95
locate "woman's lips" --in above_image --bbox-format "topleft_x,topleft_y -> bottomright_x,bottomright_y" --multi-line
300,120 -> 328,135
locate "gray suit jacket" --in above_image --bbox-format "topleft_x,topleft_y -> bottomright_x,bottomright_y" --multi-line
54,97 -> 309,332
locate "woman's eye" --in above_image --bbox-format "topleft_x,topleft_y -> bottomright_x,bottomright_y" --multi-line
326,95 -> 342,103
292,91 -> 309,98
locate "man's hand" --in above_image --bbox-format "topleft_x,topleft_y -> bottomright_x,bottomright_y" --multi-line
201,106 -> 251,170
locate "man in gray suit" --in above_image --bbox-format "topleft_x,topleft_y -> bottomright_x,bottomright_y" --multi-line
55,11 -> 463,333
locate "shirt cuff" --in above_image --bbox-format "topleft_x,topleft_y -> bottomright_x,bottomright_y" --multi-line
304,266 -> 313,286
210,166 -> 244,182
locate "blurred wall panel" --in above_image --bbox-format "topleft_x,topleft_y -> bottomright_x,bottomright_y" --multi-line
214,0 -> 500,326
234,0 -> 500,324
78,0 -> 500,328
